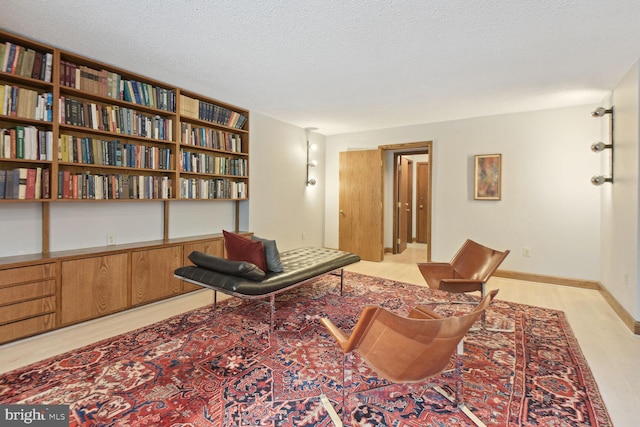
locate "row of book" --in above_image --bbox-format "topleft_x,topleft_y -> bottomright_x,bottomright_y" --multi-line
179,178 -> 247,200
1,41 -> 53,82
60,60 -> 176,111
180,123 -> 243,153
180,150 -> 247,176
0,167 -> 49,199
0,169 -> 246,200
57,170 -> 172,200
1,85 -> 53,121
179,95 -> 247,130
1,126 -> 54,160
59,96 -> 173,140
59,134 -> 173,170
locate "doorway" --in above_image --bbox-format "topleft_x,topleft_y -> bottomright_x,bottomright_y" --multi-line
381,141 -> 432,261
338,141 -> 432,262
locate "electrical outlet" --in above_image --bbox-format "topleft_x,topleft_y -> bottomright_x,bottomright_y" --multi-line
107,234 -> 116,246
302,232 -> 306,241
522,247 -> 532,257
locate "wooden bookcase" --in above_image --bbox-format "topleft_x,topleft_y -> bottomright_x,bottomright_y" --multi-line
0,29 -> 250,248
0,29 -> 251,343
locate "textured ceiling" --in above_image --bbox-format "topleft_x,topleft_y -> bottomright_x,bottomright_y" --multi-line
2,0 -> 640,135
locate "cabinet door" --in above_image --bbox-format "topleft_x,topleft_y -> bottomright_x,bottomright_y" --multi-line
61,254 -> 129,325
182,239 -> 224,292
131,246 -> 182,305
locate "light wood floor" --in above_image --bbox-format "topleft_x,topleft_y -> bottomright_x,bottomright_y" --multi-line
1,244 -> 638,426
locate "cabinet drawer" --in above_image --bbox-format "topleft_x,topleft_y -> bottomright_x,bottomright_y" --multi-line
0,313 -> 56,344
0,263 -> 56,287
0,296 -> 56,325
0,280 -> 56,307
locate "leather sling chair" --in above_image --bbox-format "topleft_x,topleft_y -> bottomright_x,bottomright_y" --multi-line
319,289 -> 499,427
417,239 -> 511,331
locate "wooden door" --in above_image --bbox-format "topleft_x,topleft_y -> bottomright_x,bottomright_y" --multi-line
131,246 -> 183,305
339,149 -> 384,262
396,156 -> 410,253
61,254 -> 128,325
406,159 -> 414,243
182,239 -> 224,292
416,162 -> 429,243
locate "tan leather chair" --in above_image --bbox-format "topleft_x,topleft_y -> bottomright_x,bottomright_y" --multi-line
418,239 -> 509,296
320,289 -> 499,427
417,239 -> 510,331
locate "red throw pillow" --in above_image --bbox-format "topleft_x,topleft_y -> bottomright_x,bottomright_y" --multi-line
223,230 -> 268,272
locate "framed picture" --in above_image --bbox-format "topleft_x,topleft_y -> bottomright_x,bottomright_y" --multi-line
474,154 -> 502,200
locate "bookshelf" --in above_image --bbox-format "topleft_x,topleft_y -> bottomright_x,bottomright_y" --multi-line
0,29 -> 250,247
0,29 -> 251,343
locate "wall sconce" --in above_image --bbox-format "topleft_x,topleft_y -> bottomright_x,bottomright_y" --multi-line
306,127 -> 318,186
590,106 -> 614,185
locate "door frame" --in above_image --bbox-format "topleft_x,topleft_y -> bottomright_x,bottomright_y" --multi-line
380,141 -> 433,261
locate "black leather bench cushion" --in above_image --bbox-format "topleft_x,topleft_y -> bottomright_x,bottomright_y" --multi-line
174,247 -> 361,296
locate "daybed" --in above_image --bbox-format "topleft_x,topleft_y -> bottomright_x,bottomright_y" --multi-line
174,246 -> 361,331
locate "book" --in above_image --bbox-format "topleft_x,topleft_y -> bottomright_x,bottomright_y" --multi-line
35,167 -> 42,199
5,43 -> 16,73
15,125 -> 25,159
62,170 -> 70,198
17,167 -> 28,199
25,168 -> 36,199
46,131 -> 53,161
31,51 -> 43,80
0,42 -> 8,72
10,44 -> 21,74
41,168 -> 50,199
44,52 -> 53,82
5,168 -> 16,199
0,169 -> 5,199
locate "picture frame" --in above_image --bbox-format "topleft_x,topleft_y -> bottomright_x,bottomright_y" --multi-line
474,154 -> 502,200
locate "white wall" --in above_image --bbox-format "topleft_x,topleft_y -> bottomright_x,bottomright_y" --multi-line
325,105 -> 602,280
606,60 -> 639,318
247,113 -> 326,251
0,113 -> 326,258
0,198 -> 242,257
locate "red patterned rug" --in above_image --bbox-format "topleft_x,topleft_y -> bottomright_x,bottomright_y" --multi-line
0,272 -> 611,426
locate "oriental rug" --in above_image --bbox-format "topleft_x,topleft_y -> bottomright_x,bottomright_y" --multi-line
0,272 -> 612,426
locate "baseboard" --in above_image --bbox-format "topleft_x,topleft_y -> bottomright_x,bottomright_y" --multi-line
598,285 -> 640,334
495,269 -> 640,335
494,270 -> 600,290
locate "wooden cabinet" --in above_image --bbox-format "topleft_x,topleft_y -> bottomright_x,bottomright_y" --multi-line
131,246 -> 183,305
0,263 -> 57,343
60,253 -> 128,325
0,234 -> 234,343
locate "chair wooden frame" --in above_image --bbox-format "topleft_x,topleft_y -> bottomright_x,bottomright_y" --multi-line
320,289 -> 499,427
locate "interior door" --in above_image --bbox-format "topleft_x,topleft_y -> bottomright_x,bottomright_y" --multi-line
396,156 -> 410,253
339,149 -> 384,262
416,162 -> 429,243
406,159 -> 414,243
